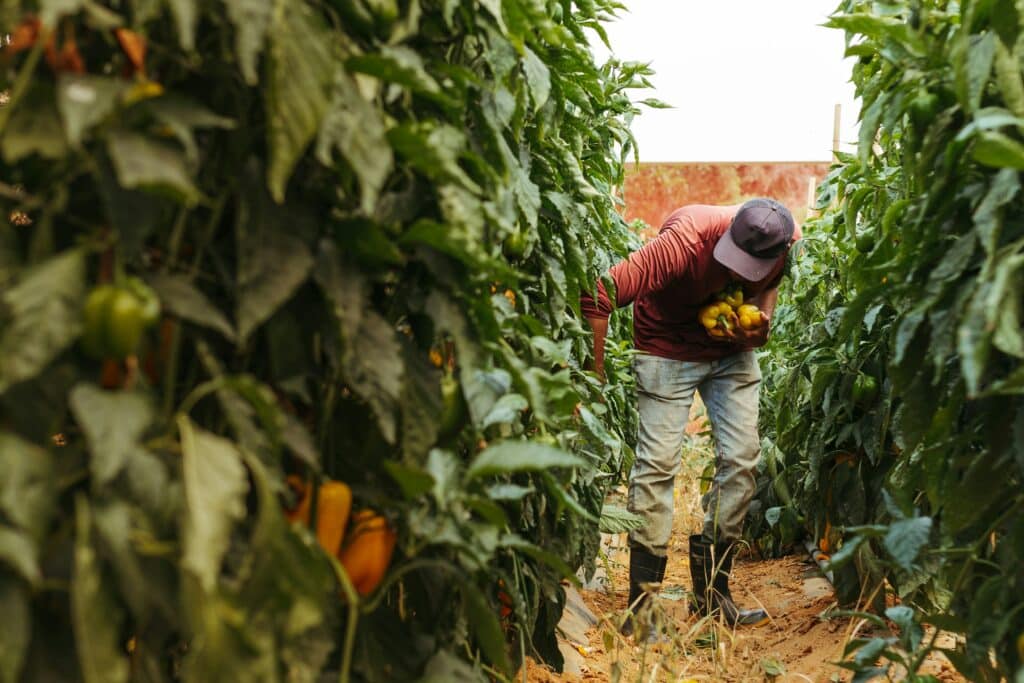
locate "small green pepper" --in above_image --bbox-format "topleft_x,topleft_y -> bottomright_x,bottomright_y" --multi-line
81,279 -> 161,359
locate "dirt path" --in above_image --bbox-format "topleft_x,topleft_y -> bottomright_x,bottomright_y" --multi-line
526,422 -> 965,683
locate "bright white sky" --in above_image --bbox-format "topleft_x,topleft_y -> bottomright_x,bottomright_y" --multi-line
591,1 -> 861,162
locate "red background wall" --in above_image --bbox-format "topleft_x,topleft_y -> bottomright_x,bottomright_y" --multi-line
621,162 -> 831,235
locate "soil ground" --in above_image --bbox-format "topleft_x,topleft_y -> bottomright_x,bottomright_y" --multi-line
525,405 -> 965,683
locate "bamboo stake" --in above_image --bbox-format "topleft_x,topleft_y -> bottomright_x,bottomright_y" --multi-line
833,103 -> 842,158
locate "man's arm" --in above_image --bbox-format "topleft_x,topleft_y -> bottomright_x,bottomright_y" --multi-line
586,317 -> 609,381
751,286 -> 779,320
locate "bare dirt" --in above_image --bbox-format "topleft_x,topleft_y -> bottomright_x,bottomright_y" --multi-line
524,407 -> 966,683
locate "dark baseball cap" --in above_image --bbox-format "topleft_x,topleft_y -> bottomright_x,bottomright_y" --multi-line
713,198 -> 795,281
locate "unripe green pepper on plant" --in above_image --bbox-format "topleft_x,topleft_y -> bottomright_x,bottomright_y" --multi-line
852,373 -> 879,406
81,278 -> 160,359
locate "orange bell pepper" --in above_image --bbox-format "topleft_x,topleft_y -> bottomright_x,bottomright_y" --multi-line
285,476 -> 352,558
338,510 -> 396,596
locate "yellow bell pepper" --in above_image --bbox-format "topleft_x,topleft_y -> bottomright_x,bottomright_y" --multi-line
715,283 -> 744,308
737,304 -> 763,330
698,302 -> 736,335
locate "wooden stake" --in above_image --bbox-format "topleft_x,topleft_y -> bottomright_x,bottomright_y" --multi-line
833,103 -> 842,158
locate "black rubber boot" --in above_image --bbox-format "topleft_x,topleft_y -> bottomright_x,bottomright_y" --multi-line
688,535 -> 768,627
621,547 -> 667,636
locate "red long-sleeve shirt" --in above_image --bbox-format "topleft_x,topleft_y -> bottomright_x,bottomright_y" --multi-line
581,204 -> 801,362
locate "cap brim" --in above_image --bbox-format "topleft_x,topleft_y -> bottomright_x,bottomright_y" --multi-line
713,229 -> 780,282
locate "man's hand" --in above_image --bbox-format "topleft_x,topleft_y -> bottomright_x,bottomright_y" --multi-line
710,311 -> 770,345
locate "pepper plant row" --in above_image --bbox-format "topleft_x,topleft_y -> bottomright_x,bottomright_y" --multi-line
0,0 -> 651,680
752,1 -> 1024,680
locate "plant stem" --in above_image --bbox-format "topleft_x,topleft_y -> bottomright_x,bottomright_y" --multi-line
333,558 -> 361,683
0,29 -> 47,131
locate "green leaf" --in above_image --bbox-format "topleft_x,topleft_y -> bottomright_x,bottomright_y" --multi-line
0,249 -> 86,395
0,431 -> 55,543
479,0 -> 507,33
892,375 -> 936,452
266,0 -> 335,202
235,188 -> 314,342
107,131 -> 200,205
147,273 -> 237,341
195,349 -> 275,460
958,282 -> 993,397
883,516 -> 932,571
990,255 -> 1024,358
167,0 -> 196,49
0,574 -> 29,683
1,87 -> 67,162
462,583 -> 512,676
400,344 -> 442,461
40,0 -> 85,26
973,168 -> 1020,257
499,534 -> 578,582
0,528 -> 40,587
93,500 -> 170,622
466,441 -> 585,480
425,290 -> 482,368
961,32 -> 997,113
760,656 -> 787,678
953,107 -> 1024,142
56,75 -> 126,147
638,98 -> 672,109
858,95 -> 884,165
416,650 -> 484,683
521,46 -> 551,112
481,393 -> 528,428
223,0 -> 272,84
384,461 -> 435,499
825,14 -> 922,54
885,605 -> 915,633
95,161 -> 167,257
141,96 -> 235,164
598,505 -> 645,533
316,68 -> 393,213
71,497 -> 129,683
178,416 -> 249,592
851,637 -> 889,668
314,243 -> 403,442
387,122 -> 481,191
972,131 -> 1024,169
180,588 -> 277,682
281,414 -> 319,469
347,46 -> 441,95
541,471 -> 598,523
485,483 -> 534,500
240,454 -> 338,677
994,39 -> 1024,117
69,384 -> 153,486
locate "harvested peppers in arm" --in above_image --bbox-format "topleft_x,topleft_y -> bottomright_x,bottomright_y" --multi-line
698,301 -> 737,337
730,287 -> 776,345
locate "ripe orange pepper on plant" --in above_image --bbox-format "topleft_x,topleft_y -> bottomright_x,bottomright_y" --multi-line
338,510 -> 396,596
285,476 -> 352,558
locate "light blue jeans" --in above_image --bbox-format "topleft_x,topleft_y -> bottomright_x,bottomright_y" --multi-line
627,351 -> 762,555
